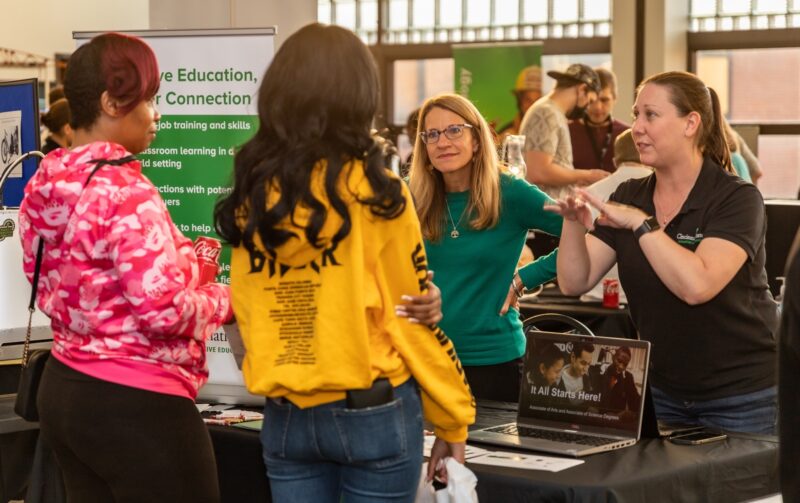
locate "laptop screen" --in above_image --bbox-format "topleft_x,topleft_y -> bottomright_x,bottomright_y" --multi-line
518,331 -> 650,438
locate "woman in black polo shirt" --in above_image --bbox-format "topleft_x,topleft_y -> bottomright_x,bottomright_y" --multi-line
547,71 -> 778,435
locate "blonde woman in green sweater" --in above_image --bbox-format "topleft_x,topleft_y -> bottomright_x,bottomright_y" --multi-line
409,93 -> 563,402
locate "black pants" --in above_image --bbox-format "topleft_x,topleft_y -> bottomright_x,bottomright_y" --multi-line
463,358 -> 524,403
37,357 -> 220,503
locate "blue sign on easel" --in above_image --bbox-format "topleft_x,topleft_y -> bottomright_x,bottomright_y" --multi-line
0,79 -> 41,208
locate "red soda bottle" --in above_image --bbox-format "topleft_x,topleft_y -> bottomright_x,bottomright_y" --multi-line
194,236 -> 222,285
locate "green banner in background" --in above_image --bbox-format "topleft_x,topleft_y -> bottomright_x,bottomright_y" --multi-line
453,42 -> 543,136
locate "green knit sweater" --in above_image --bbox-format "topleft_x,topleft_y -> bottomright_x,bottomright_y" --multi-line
425,174 -> 563,366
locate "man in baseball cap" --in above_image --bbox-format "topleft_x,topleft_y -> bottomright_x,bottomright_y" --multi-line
518,63 -> 608,200
547,64 -> 602,94
497,65 -> 543,140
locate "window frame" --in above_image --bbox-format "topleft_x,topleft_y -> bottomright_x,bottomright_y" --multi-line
688,23 -> 800,137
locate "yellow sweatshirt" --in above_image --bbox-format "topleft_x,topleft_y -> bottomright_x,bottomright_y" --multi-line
230,160 -> 475,442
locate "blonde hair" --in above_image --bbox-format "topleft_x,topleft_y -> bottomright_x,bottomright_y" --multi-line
408,93 -> 502,242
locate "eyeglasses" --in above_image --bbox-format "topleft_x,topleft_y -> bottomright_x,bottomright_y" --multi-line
419,124 -> 474,144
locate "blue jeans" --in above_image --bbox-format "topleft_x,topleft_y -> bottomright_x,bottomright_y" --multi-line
261,378 -> 423,503
651,385 -> 777,435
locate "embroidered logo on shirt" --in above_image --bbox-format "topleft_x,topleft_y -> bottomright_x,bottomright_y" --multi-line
676,228 -> 704,246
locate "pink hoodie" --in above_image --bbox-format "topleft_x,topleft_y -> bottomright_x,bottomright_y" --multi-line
19,142 -> 231,399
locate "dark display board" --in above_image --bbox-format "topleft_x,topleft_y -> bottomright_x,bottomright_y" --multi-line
0,79 -> 41,207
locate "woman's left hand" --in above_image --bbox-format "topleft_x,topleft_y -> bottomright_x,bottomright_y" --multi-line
577,189 -> 648,231
395,271 -> 443,325
499,276 -> 521,315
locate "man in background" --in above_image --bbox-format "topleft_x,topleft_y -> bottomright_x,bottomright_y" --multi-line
497,65 -> 542,141
519,63 -> 609,200
569,68 -> 629,173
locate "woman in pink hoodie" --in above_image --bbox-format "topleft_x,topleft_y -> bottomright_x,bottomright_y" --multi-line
19,33 -> 231,502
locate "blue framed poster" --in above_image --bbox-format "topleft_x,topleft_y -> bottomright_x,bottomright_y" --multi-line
0,79 -> 41,207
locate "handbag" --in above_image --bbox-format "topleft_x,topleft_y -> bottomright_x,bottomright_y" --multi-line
14,155 -> 136,421
14,238 -> 49,421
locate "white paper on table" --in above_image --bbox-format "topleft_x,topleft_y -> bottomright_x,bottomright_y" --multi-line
423,435 -> 490,460
467,451 -> 584,472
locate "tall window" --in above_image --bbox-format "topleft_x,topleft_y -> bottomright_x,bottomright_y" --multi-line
690,0 -> 800,198
690,0 -> 800,31
318,0 -> 612,44
320,0 -> 612,142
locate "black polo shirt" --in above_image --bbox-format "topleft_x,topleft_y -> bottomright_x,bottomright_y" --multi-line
591,157 -> 778,401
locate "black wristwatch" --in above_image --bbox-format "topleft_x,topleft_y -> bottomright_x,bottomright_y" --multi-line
633,215 -> 660,240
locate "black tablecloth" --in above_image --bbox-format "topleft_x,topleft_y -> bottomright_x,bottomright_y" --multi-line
519,294 -> 637,340
470,404 -> 778,502
208,401 -> 779,503
1,395 -> 778,503
207,424 -> 270,503
0,394 -> 40,502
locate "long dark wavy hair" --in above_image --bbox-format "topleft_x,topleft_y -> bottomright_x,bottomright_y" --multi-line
214,23 -> 405,254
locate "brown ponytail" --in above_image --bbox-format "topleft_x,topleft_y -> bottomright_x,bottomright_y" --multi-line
706,87 -> 733,173
41,98 -> 71,133
637,71 -> 733,174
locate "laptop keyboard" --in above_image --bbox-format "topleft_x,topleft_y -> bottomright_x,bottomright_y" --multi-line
486,424 -> 617,447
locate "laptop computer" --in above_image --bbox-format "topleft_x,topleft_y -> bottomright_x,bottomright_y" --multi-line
470,331 -> 651,457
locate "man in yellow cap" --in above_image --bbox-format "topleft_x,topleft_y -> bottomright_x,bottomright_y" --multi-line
497,65 -> 542,140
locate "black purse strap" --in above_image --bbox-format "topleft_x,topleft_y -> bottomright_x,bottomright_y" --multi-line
21,155 -> 137,367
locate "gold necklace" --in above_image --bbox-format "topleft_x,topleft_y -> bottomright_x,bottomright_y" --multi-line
444,199 -> 467,239
653,192 -> 686,226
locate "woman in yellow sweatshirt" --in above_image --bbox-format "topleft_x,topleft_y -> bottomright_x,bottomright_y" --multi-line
214,23 -> 475,502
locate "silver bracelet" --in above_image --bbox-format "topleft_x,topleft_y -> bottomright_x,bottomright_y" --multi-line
512,275 -> 525,297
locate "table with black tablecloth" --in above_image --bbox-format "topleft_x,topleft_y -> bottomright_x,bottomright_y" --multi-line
0,394 -> 41,503
208,401 -> 779,503
519,284 -> 637,340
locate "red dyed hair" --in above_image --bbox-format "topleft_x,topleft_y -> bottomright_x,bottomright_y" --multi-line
65,32 -> 159,129
101,33 -> 159,114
